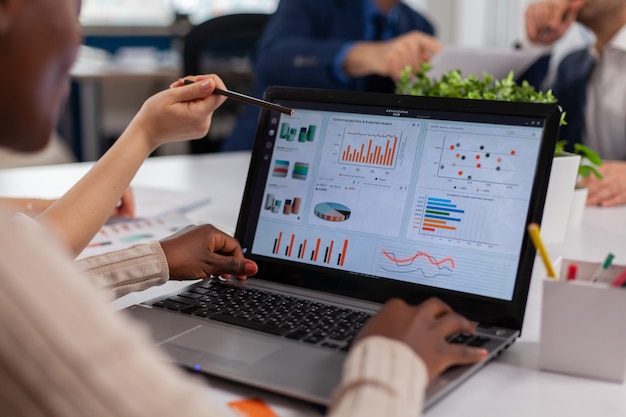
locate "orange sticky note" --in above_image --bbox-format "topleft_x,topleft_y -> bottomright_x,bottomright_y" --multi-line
228,398 -> 278,417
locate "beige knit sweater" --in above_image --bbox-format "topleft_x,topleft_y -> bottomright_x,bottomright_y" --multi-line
0,209 -> 427,417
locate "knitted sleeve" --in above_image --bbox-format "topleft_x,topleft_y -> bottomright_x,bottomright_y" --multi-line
329,336 -> 428,417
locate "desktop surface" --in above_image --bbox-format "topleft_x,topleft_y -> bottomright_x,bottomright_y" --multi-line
0,152 -> 624,416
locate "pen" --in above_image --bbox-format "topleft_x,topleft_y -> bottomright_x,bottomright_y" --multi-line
182,79 -> 295,116
610,267 -> 626,287
527,223 -> 557,279
566,263 -> 578,281
590,252 -> 615,283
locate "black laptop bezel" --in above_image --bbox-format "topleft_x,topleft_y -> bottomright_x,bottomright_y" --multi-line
235,86 -> 560,331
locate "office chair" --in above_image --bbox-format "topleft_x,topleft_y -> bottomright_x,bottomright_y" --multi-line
183,13 -> 271,153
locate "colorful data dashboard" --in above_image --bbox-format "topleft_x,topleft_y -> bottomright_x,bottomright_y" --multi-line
251,108 -> 543,301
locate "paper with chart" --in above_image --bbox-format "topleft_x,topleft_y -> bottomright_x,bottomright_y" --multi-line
78,187 -> 212,259
428,46 -> 546,80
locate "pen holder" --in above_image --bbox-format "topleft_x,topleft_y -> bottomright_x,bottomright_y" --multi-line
538,258 -> 626,383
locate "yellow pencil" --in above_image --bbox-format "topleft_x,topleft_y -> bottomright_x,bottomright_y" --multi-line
527,223 -> 557,279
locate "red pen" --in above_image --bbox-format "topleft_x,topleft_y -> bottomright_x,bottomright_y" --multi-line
610,267 -> 626,287
566,263 -> 578,281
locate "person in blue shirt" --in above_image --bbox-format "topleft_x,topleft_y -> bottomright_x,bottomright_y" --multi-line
222,0 -> 441,152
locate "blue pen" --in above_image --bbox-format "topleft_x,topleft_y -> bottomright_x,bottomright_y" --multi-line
590,253 -> 615,283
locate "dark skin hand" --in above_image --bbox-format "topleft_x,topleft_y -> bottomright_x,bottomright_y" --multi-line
159,224 -> 258,281
354,297 -> 487,382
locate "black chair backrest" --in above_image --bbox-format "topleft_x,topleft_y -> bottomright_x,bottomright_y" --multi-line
183,13 -> 271,75
182,13 -> 271,153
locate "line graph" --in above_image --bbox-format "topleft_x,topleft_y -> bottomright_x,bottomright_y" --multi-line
378,246 -> 456,279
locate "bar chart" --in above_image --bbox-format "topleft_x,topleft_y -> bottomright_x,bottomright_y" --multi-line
279,122 -> 317,143
339,132 -> 399,168
409,193 -> 507,248
271,231 -> 349,267
420,196 -> 464,233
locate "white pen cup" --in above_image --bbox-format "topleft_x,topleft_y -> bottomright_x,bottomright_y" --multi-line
538,258 -> 626,383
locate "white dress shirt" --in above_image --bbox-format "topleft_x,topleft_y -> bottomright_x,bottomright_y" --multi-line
584,24 -> 626,160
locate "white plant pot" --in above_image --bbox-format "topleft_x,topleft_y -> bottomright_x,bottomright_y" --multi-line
540,153 -> 581,243
568,187 -> 588,227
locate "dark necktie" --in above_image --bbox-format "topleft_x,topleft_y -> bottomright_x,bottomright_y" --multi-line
551,48 -> 595,148
373,14 -> 388,41
363,14 -> 396,93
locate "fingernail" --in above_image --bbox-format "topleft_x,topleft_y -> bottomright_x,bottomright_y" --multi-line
244,262 -> 257,276
200,80 -> 212,91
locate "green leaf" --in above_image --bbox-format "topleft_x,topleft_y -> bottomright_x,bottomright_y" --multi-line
554,140 -> 567,155
395,64 -> 604,179
578,165 -> 603,180
573,143 -> 603,166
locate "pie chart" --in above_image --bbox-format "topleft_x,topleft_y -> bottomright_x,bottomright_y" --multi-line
314,202 -> 351,222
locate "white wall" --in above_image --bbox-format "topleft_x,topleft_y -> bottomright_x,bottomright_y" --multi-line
422,0 -> 526,48
415,0 -> 592,50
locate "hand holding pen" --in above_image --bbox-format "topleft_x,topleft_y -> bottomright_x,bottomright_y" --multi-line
177,78 -> 295,116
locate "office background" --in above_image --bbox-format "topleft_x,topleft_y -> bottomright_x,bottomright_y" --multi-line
45,0 -> 591,164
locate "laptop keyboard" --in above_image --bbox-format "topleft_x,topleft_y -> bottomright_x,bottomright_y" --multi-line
152,281 -> 372,351
152,281 -> 492,351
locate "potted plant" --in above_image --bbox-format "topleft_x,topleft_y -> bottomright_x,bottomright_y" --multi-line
554,140 -> 603,226
396,64 -> 603,241
554,140 -> 603,181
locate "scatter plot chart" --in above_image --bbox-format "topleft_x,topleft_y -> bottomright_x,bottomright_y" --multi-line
436,135 -> 526,185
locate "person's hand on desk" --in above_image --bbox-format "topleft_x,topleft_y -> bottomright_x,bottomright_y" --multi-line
579,160 -> 626,207
0,187 -> 135,219
525,0 -> 585,45
344,31 -> 442,80
160,224 -> 258,281
353,298 -> 487,382
110,187 -> 135,219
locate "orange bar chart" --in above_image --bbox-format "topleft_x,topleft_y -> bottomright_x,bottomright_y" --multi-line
340,135 -> 398,167
272,232 -> 348,266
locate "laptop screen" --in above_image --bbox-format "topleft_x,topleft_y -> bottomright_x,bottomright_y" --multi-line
236,88 -> 560,327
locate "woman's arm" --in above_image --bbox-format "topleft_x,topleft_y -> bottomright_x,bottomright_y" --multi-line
0,187 -> 135,219
0,210 -> 227,417
76,224 -> 258,299
0,197 -> 54,216
36,75 -> 226,256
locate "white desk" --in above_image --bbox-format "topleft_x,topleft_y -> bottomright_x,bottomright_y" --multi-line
1,152 -> 625,416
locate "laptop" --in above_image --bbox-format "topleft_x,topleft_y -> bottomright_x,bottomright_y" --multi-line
127,87 -> 560,409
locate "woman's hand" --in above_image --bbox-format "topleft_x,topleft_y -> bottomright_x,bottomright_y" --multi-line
579,160 -> 626,207
159,224 -> 258,281
0,187 -> 135,219
354,297 -> 487,382
109,187 -> 135,219
127,74 -> 228,150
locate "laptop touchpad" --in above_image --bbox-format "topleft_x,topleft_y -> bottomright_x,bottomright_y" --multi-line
166,326 -> 281,364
